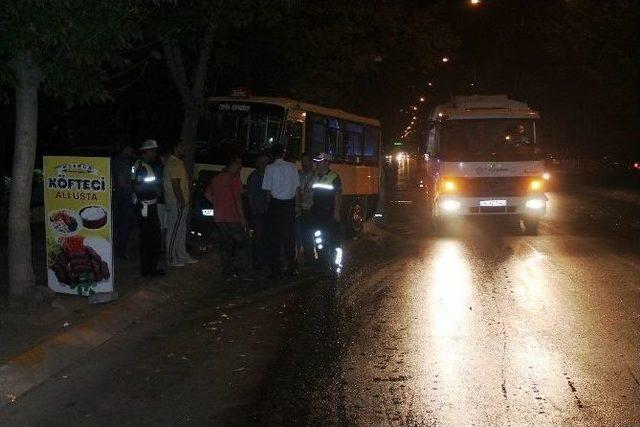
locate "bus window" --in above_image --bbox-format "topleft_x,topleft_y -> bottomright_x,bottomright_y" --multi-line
203,103 -> 285,163
285,120 -> 302,160
363,126 -> 380,164
327,118 -> 342,161
307,115 -> 327,155
344,122 -> 363,162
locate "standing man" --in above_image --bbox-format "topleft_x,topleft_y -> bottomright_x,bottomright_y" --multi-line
297,152 -> 317,264
113,143 -> 136,259
204,153 -> 250,280
132,140 -> 163,276
310,152 -> 343,268
154,149 -> 169,271
262,144 -> 300,278
246,151 -> 269,270
164,143 -> 197,267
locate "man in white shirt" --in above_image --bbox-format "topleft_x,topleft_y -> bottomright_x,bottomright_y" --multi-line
262,144 -> 300,278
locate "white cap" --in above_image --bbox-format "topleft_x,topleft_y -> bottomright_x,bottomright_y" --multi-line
140,139 -> 158,150
312,152 -> 332,162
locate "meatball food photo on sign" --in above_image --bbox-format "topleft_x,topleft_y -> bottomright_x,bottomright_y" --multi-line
43,156 -> 114,296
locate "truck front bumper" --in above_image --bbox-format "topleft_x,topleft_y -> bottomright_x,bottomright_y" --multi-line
435,195 -> 547,217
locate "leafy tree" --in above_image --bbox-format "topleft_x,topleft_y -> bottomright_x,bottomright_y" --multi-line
0,0 -> 138,297
151,0 -> 288,175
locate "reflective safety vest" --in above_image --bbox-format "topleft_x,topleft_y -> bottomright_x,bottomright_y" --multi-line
312,170 -> 338,191
312,170 -> 339,213
131,160 -> 158,203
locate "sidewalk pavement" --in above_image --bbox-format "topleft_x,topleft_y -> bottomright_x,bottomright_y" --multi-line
0,244 -> 220,409
0,220 -> 388,409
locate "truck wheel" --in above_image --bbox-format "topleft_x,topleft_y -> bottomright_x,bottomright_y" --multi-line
523,218 -> 539,235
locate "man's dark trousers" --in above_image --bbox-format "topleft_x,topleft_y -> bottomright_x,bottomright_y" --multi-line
267,198 -> 296,274
138,203 -> 161,275
115,192 -> 136,258
299,209 -> 315,263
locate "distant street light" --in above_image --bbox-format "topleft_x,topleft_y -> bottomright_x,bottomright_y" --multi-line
442,56 -> 450,63
412,106 -> 418,111
419,97 -> 425,102
469,0 -> 481,5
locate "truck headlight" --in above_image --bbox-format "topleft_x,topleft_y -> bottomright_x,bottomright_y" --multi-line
441,199 -> 461,212
528,179 -> 543,191
525,199 -> 545,209
442,179 -> 457,192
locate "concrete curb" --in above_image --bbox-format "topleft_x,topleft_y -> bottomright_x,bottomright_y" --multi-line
0,288 -> 168,409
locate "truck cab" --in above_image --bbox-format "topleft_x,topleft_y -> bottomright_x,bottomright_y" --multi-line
424,95 -> 546,234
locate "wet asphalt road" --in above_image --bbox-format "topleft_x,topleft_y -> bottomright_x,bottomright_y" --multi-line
1,181 -> 639,426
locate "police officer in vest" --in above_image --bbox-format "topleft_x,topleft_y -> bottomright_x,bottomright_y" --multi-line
132,140 -> 164,276
310,152 -> 343,270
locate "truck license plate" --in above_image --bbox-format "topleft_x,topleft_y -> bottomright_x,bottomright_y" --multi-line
480,199 -> 507,207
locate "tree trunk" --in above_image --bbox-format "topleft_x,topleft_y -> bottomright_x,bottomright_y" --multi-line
161,25 -> 214,180
8,51 -> 42,297
180,105 -> 200,181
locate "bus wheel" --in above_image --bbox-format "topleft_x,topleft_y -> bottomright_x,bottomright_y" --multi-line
522,217 -> 539,235
347,202 -> 365,236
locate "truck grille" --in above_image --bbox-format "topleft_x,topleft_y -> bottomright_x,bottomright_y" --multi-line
456,177 -> 530,197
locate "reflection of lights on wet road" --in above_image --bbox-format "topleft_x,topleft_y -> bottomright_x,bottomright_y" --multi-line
514,247 -> 549,309
429,241 -> 472,337
418,240 -> 473,410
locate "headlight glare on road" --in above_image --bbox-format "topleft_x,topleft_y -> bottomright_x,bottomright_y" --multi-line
441,199 -> 461,212
529,179 -> 543,191
526,199 -> 545,209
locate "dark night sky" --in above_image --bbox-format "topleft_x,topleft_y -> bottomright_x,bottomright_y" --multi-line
1,0 -> 638,177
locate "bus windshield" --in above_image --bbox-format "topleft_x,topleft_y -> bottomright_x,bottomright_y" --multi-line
440,119 -> 541,161
195,102 -> 285,164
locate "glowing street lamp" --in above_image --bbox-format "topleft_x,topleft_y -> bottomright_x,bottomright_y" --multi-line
442,56 -> 450,63
412,106 -> 418,111
428,82 -> 433,87
469,0 -> 481,5
419,96 -> 425,102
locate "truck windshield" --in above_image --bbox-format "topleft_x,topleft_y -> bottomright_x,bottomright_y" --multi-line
440,119 -> 541,161
195,102 -> 285,165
